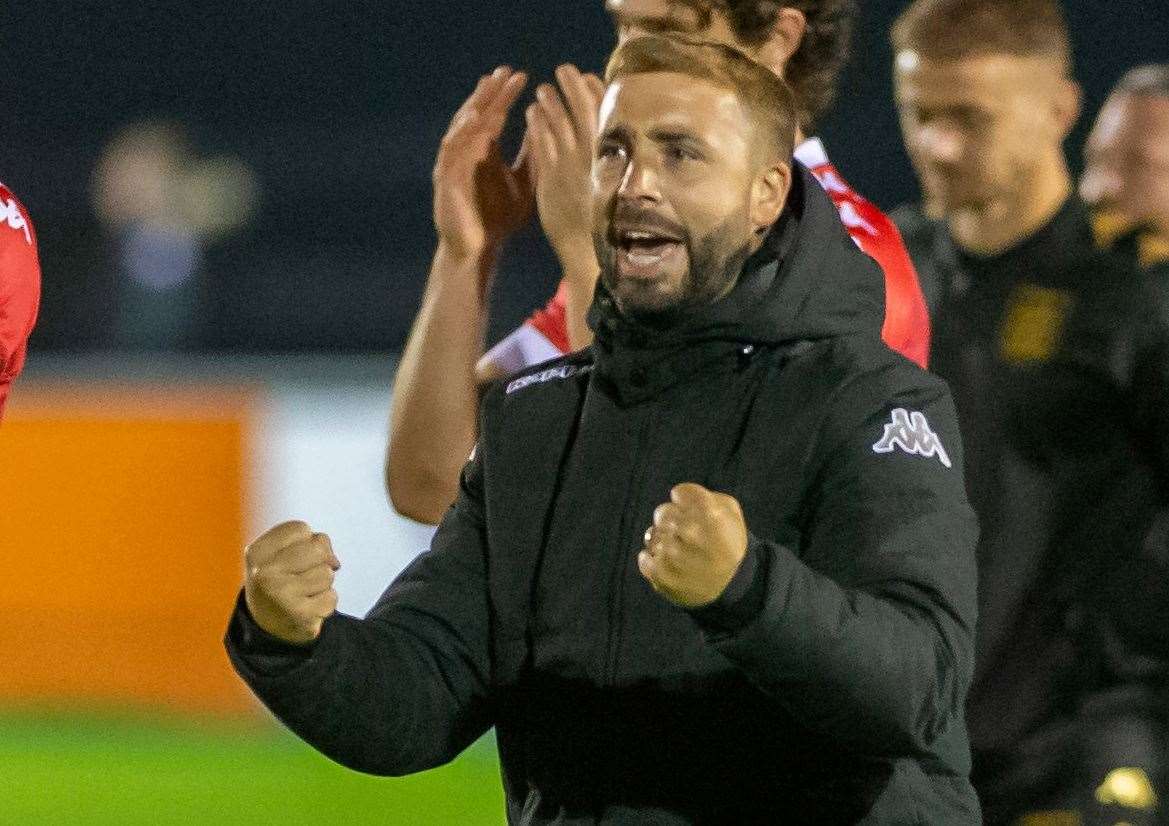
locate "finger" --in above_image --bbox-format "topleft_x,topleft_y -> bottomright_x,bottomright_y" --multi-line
295,564 -> 336,597
513,127 -> 532,174
646,512 -> 700,561
536,83 -> 576,149
585,73 -> 606,101
638,550 -> 660,588
484,70 -> 528,124
246,520 -> 312,568
277,534 -> 337,575
526,104 -> 559,167
309,533 -> 341,570
642,526 -> 662,557
473,66 -> 512,111
712,489 -> 744,517
449,71 -> 500,129
653,502 -> 681,530
444,68 -> 512,145
511,127 -> 535,192
674,517 -> 703,548
557,64 -> 600,139
670,483 -> 712,508
304,589 -> 339,621
652,532 -> 684,570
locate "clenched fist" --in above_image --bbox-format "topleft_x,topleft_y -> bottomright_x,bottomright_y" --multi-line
244,521 -> 341,645
639,483 -> 749,609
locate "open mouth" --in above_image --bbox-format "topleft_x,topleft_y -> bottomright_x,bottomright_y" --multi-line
613,229 -> 685,278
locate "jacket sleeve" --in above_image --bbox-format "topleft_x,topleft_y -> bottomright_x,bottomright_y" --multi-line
692,371 -> 978,758
0,191 -> 41,379
224,445 -> 494,776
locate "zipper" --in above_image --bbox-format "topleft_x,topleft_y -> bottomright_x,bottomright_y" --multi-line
603,406 -> 655,686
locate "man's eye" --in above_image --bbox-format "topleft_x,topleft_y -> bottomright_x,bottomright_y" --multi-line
667,146 -> 698,162
599,143 -> 626,160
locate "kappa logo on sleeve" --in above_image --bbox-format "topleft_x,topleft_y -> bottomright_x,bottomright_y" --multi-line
872,408 -> 952,469
2,198 -> 32,245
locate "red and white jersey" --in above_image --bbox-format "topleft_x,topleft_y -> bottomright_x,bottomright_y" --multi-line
484,139 -> 931,374
0,183 -> 41,420
795,139 -> 930,369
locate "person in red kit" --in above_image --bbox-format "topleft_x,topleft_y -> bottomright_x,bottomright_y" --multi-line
387,0 -> 931,524
0,183 -> 40,420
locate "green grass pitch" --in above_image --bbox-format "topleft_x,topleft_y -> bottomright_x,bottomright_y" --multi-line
0,710 -> 505,825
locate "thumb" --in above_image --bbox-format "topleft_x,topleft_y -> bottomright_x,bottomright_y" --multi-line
246,520 -> 312,569
312,533 -> 342,571
670,482 -> 712,508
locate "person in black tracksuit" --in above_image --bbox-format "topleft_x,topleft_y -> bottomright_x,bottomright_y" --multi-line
883,0 -> 1169,817
896,199 -> 1169,823
226,39 -> 980,823
890,3 -> 1169,821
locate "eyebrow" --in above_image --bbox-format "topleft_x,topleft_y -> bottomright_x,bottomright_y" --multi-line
599,124 -> 712,153
599,124 -> 634,145
648,127 -> 709,150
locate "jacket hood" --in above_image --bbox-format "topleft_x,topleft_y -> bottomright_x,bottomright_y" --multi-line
587,164 -> 886,402
589,163 -> 885,350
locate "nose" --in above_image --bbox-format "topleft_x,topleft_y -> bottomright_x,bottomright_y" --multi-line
915,123 -> 964,166
617,158 -> 661,203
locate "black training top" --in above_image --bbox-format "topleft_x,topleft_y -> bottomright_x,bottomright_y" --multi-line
896,198 -> 1169,823
226,168 -> 982,824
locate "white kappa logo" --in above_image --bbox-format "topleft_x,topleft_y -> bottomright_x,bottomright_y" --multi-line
872,408 -> 952,468
2,198 -> 32,245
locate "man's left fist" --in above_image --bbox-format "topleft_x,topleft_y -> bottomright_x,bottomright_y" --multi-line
639,483 -> 749,609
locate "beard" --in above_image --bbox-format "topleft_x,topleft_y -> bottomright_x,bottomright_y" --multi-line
594,206 -> 755,319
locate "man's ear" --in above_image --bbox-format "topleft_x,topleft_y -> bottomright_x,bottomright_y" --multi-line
751,161 -> 792,233
1052,77 -> 1083,141
752,7 -> 807,79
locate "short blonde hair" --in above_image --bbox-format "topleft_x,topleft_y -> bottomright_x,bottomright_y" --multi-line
604,35 -> 798,162
892,0 -> 1072,69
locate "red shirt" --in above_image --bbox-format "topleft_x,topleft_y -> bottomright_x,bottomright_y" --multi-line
485,139 -> 931,374
795,139 -> 930,369
0,184 -> 41,419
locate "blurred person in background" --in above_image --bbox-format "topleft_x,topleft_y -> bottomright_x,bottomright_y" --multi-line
0,183 -> 40,420
91,120 -> 257,350
1081,64 -> 1169,281
386,0 -> 932,525
891,0 -> 1169,822
228,37 -> 981,822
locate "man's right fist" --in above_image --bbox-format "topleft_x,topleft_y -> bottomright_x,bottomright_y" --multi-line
244,521 -> 341,646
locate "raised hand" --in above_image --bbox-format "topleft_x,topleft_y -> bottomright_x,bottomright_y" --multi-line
525,65 -> 607,276
639,484 -> 750,609
244,521 -> 341,645
433,66 -> 534,261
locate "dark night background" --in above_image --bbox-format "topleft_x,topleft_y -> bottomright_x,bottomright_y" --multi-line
4,0 -> 1168,354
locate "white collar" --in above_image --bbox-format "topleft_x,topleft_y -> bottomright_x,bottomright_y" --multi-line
794,137 -> 829,169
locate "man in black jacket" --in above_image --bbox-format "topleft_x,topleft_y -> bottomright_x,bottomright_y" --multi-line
890,1 -> 1169,822
227,36 -> 980,824
1081,64 -> 1169,282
